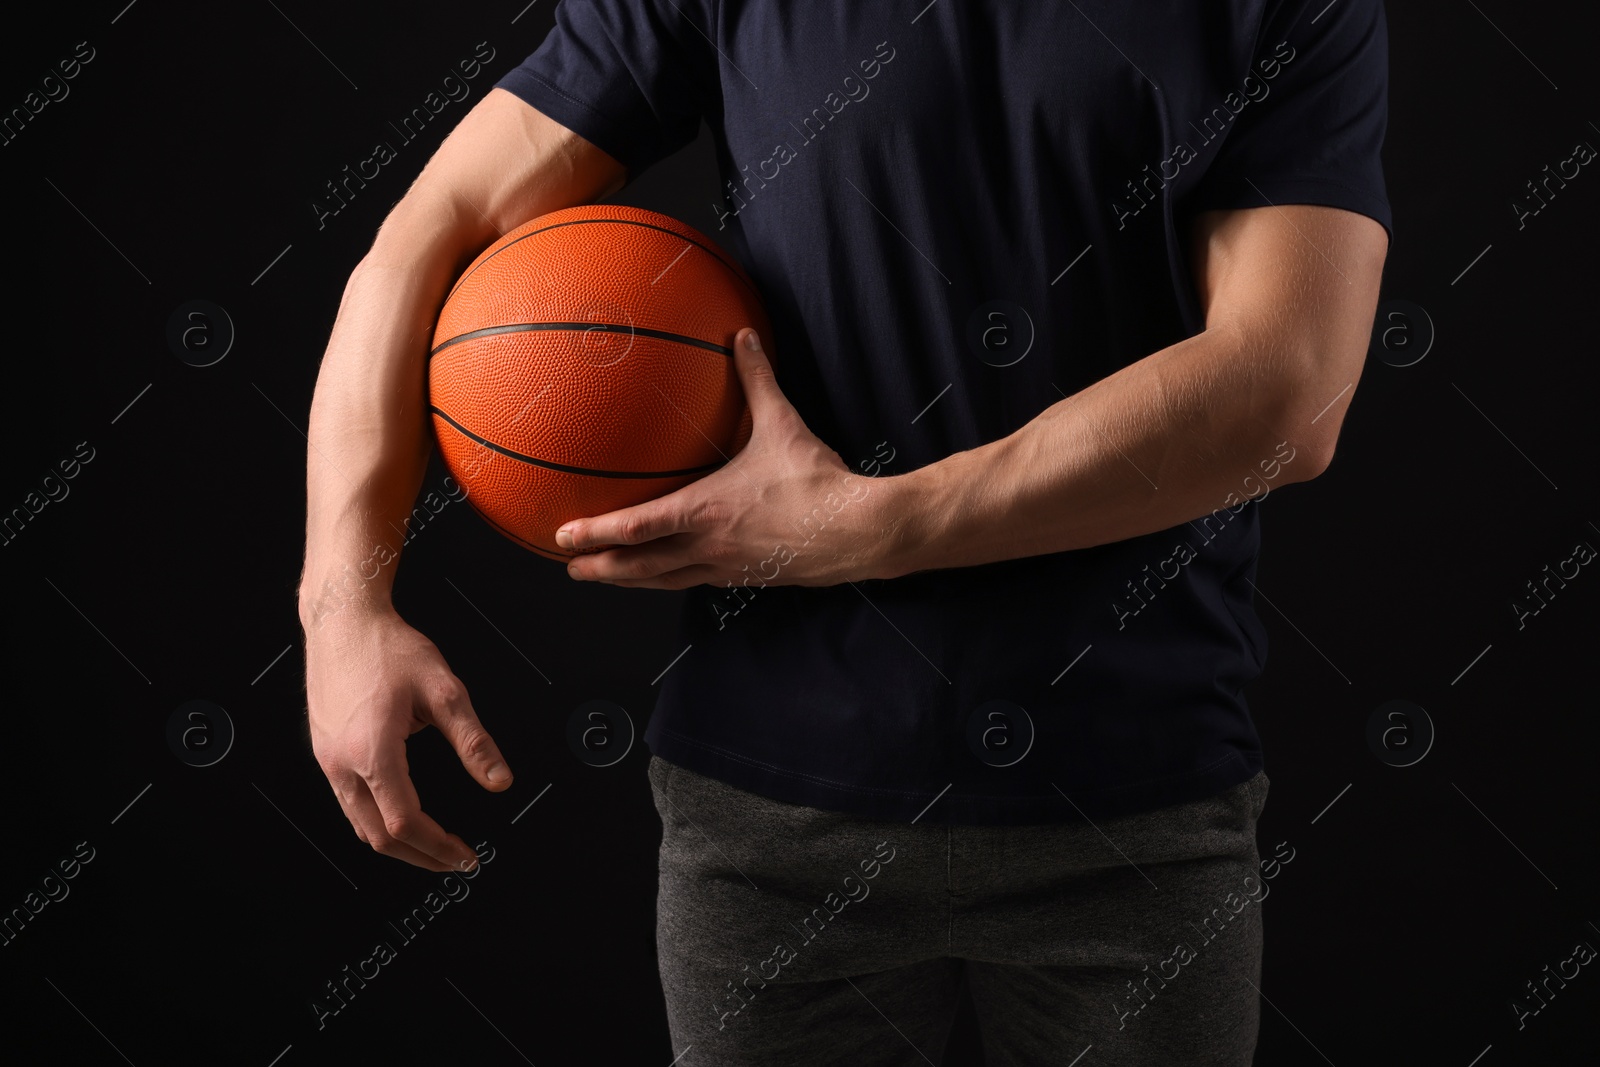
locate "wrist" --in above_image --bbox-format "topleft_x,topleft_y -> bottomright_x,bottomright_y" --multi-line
298,571 -> 395,636
865,465 -> 944,580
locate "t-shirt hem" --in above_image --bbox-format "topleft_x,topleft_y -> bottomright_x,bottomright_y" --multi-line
493,66 -> 646,176
1182,175 -> 1393,240
645,725 -> 1264,826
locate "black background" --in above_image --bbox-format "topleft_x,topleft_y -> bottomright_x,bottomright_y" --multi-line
3,2 -> 1596,1064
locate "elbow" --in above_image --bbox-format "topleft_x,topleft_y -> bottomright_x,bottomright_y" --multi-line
1270,334 -> 1367,482
1297,438 -> 1337,481
1271,392 -> 1344,483
1266,387 -> 1341,483
1244,430 -> 1329,496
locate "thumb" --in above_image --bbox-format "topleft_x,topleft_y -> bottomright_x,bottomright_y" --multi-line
733,328 -> 789,419
424,681 -> 513,792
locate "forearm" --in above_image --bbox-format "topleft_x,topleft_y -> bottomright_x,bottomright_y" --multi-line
880,321 -> 1344,577
296,90 -> 630,630
298,191 -> 482,632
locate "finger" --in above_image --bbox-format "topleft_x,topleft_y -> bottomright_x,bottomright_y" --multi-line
595,563 -> 723,590
557,493 -> 690,553
568,535 -> 699,582
732,328 -> 793,422
417,673 -> 513,793
361,740 -> 482,872
327,768 -> 455,872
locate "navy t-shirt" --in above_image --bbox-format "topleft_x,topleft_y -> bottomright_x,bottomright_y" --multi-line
495,0 -> 1392,823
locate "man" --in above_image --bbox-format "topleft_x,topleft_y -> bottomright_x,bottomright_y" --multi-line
300,1 -> 1390,1063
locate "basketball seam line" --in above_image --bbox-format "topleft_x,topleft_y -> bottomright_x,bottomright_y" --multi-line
441,216 -> 763,308
430,405 -> 725,479
428,321 -> 734,358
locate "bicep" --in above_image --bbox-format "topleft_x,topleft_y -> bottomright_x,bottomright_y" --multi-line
402,87 -> 628,248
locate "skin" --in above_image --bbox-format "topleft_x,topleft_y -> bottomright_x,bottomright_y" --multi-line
301,87 -> 1388,874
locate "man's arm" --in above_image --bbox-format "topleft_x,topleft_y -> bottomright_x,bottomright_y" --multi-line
555,203 -> 1387,588
875,203 -> 1388,576
299,88 -> 625,873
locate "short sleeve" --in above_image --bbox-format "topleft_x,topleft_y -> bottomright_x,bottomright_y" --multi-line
494,0 -> 714,178
1180,0 -> 1393,238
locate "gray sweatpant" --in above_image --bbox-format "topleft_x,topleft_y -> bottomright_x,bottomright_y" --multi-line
648,755 -> 1272,1066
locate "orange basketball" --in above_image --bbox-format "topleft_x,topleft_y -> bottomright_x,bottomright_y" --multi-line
428,205 -> 773,562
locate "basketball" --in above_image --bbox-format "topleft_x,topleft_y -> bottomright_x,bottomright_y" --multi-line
428,204 -> 773,562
